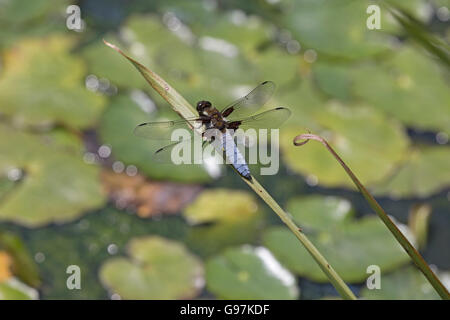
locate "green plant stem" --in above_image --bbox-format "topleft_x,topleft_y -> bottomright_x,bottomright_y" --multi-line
293,133 -> 450,300
243,177 -> 356,299
104,40 -> 357,300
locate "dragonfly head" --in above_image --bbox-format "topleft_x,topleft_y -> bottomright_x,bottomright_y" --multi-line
196,100 -> 212,113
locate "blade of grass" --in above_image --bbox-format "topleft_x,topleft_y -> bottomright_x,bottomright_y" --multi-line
104,40 -> 357,300
293,133 -> 450,300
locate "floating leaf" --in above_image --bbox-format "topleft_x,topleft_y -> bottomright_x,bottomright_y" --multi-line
81,37 -> 147,90
99,236 -> 204,299
0,231 -> 40,286
286,195 -> 354,231
0,0 -> 67,47
183,189 -> 264,256
280,104 -> 409,189
0,277 -> 38,300
123,14 -> 258,106
193,14 -> 271,57
360,266 -> 442,299
283,0 -> 389,59
0,35 -> 105,129
206,245 -> 299,299
313,62 -> 352,101
351,47 -> 450,133
283,0 -> 425,60
372,147 -> 450,198
0,125 -> 105,227
263,195 -> 410,282
99,95 -> 211,182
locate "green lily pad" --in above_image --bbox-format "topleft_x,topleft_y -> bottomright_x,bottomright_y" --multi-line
123,15 -> 257,107
0,0 -> 67,48
0,35 -> 105,129
99,236 -> 204,299
0,125 -> 105,227
0,231 -> 40,287
286,195 -> 354,231
283,0 -> 425,60
280,104 -> 409,189
99,94 -> 211,182
193,13 -> 271,57
283,0 -> 389,60
183,189 -> 264,256
277,77 -> 327,132
351,47 -> 450,133
206,245 -> 299,299
372,147 -> 450,198
313,62 -> 352,101
184,189 -> 260,224
0,277 -> 38,300
360,266 -> 442,300
252,47 -> 300,88
263,195 -> 410,282
81,36 -> 147,90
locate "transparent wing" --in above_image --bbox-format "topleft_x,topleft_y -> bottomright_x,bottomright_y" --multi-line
153,140 -> 187,163
134,117 -> 203,140
153,128 -> 222,164
230,107 -> 291,148
238,107 -> 291,131
221,81 -> 276,121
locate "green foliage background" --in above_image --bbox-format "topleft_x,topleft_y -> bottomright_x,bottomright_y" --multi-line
0,0 -> 448,299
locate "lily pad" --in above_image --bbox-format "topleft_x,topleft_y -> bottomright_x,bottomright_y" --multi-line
0,125 -> 105,227
252,47 -> 300,88
313,62 -> 352,101
360,266 -> 442,300
286,195 -> 354,231
99,94 -> 211,182
278,78 -> 327,131
206,245 -> 299,299
0,35 -> 105,129
183,189 -> 264,256
283,0 -> 389,60
99,236 -> 204,299
0,231 -> 40,287
0,277 -> 38,300
122,15 -> 257,105
372,147 -> 450,198
193,13 -> 271,57
81,37 -> 147,90
263,195 -> 410,282
280,104 -> 409,189
351,47 -> 450,133
282,0 -> 425,60
0,0 -> 67,48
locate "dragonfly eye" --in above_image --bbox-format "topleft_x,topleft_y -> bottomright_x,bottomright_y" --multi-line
196,100 -> 211,112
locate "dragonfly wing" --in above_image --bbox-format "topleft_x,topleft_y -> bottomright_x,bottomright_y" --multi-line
238,107 -> 291,131
134,117 -> 203,140
221,81 -> 276,120
153,128 -> 221,164
230,107 -> 291,148
153,139 -> 192,163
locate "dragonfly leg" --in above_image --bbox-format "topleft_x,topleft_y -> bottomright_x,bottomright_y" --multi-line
227,121 -> 242,130
222,107 -> 234,117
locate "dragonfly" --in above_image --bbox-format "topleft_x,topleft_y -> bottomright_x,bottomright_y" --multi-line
134,81 -> 291,181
